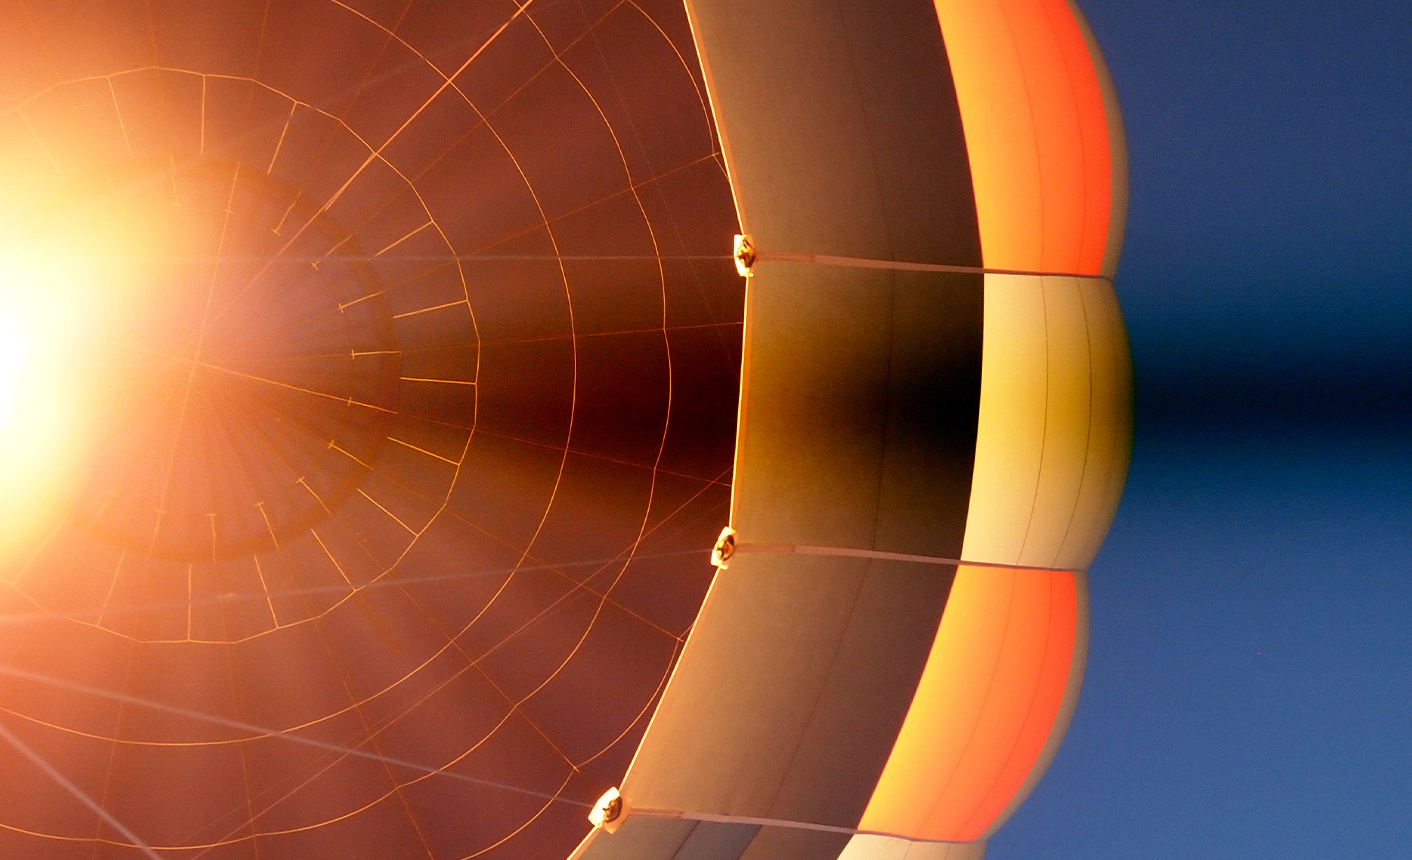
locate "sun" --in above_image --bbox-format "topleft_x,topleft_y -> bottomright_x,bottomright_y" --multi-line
0,308 -> 29,428
0,227 -> 132,555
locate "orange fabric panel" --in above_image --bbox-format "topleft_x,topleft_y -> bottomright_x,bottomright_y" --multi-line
934,0 -> 1113,275
858,567 -> 1078,842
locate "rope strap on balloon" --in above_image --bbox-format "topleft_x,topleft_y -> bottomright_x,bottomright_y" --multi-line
589,789 -> 975,845
711,527 -> 1082,574
731,233 -> 1113,282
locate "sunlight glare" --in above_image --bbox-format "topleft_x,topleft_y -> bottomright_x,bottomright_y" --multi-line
0,218 -> 141,557
0,309 -> 29,428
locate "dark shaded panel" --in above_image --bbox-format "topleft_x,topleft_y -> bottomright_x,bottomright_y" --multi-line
446,432 -> 565,551
836,0 -> 982,265
728,262 -> 983,557
674,821 -> 763,860
767,561 -> 956,825
574,817 -> 697,860
621,555 -> 951,827
659,322 -> 744,481
605,472 -> 730,637
524,452 -> 657,571
571,331 -> 672,467
520,599 -> 680,766
875,271 -> 985,559
476,336 -> 576,444
727,261 -> 894,549
684,0 -> 980,266
738,826 -> 851,860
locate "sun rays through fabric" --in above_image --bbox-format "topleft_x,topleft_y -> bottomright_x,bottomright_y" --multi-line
0,1 -> 742,857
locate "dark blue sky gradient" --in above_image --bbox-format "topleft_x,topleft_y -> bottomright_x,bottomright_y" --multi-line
995,435 -> 1412,859
1093,0 -> 1411,433
989,3 -> 1412,858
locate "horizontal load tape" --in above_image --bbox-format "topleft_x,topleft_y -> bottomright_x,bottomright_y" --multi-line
623,807 -> 975,845
753,247 -> 1114,282
730,541 -> 1084,574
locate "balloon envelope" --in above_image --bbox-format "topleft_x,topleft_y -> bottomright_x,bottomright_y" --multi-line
573,0 -> 1130,858
0,1 -> 742,858
0,1 -> 1132,859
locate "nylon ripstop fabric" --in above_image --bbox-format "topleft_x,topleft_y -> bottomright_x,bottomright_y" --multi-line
0,1 -> 744,858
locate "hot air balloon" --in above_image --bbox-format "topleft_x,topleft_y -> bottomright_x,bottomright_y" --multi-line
571,0 -> 1131,858
0,0 -> 1128,858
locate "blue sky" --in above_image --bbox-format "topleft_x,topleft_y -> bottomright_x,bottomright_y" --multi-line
990,3 -> 1412,857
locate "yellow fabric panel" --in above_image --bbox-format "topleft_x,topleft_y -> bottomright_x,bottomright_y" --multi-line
1021,278 -> 1092,562
838,835 -> 987,860
857,568 -> 1078,842
961,275 -> 1132,570
1056,280 -> 1133,568
959,274 -> 1047,564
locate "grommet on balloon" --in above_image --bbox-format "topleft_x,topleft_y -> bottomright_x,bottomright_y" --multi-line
732,234 -> 757,277
711,526 -> 737,569
588,787 -> 630,834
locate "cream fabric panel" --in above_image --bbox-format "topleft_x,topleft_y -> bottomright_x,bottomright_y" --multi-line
618,551 -> 953,825
579,1 -> 994,857
960,275 -> 1132,570
683,0 -> 983,264
838,835 -> 986,860
690,0 -> 892,258
959,275 -> 1047,565
1018,278 -> 1092,559
1057,281 -> 1132,567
